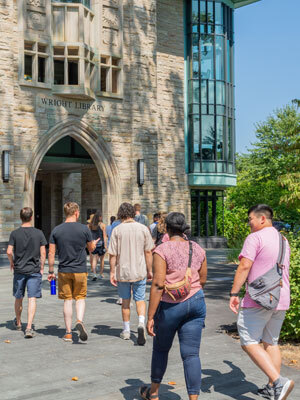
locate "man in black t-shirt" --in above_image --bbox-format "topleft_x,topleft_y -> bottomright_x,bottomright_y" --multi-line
7,207 -> 47,339
48,202 -> 97,343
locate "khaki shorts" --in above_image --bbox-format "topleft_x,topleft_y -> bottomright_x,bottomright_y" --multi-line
58,272 -> 87,300
237,307 -> 286,346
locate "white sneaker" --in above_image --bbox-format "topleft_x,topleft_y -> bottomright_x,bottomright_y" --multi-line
274,379 -> 294,400
116,298 -> 122,305
120,330 -> 130,340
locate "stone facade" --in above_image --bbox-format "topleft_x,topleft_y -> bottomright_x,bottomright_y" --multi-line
0,0 -> 190,248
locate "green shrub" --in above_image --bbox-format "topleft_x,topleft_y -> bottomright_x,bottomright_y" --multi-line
280,233 -> 300,341
220,206 -> 250,248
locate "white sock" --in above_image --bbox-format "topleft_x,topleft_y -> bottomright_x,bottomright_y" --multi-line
138,315 -> 145,325
123,321 -> 130,332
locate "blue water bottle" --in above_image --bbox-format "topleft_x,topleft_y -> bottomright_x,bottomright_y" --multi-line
50,278 -> 56,295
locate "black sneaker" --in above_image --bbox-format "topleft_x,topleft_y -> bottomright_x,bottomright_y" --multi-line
75,321 -> 88,341
274,378 -> 294,400
258,384 -> 274,400
92,276 -> 97,281
137,323 -> 146,346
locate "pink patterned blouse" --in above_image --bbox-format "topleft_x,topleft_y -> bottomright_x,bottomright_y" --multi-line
154,240 -> 206,303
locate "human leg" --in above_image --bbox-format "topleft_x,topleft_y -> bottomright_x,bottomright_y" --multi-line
63,299 -> 73,333
14,298 -> 23,327
13,274 -> 26,326
133,279 -> 147,344
26,297 -> 36,330
117,281 -> 131,336
99,254 -> 105,277
90,254 -> 99,279
178,292 -> 206,398
151,302 -> 182,388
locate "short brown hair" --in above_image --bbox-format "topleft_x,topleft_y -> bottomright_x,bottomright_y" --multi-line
118,203 -> 135,220
134,203 -> 141,212
64,202 -> 79,217
20,207 -> 33,223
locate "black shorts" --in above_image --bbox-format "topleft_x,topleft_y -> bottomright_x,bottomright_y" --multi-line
92,246 -> 106,256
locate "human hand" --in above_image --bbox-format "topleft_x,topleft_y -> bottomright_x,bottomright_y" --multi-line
47,273 -> 55,282
147,271 -> 153,281
10,263 -> 14,272
229,296 -> 240,314
147,319 -> 155,337
110,272 -> 117,287
40,269 -> 44,276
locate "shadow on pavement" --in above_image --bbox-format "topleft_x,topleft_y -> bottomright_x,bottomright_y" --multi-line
202,360 -> 258,399
92,324 -> 139,345
120,378 -> 181,400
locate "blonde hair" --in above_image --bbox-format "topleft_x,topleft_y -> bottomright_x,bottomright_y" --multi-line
64,202 -> 79,217
157,212 -> 168,234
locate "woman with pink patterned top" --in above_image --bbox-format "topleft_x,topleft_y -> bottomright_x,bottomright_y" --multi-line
139,212 -> 207,400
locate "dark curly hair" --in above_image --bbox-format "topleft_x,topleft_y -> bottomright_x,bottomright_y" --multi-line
117,202 -> 135,220
165,212 -> 190,237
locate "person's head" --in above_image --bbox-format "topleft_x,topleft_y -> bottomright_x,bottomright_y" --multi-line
247,204 -> 273,233
90,210 -> 103,230
20,207 -> 33,223
64,202 -> 80,220
153,212 -> 161,223
134,203 -> 141,215
165,212 -> 190,238
157,212 -> 168,234
110,216 -> 116,225
117,203 -> 135,221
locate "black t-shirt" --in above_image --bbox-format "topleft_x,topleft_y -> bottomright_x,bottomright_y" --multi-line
49,222 -> 93,273
8,227 -> 47,275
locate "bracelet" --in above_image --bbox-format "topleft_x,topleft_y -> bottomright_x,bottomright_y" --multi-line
48,271 -> 55,274
230,293 -> 239,297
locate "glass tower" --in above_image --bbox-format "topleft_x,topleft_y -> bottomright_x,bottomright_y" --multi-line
187,0 -> 235,176
185,0 -> 260,240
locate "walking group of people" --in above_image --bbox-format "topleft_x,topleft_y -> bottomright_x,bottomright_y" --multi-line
6,202 -> 294,400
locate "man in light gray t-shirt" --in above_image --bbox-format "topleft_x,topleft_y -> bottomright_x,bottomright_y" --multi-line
109,202 -> 153,346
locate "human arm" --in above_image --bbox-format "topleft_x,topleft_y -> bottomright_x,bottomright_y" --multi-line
109,254 -> 117,287
87,240 -> 97,253
199,257 -> 207,288
47,243 -> 56,281
144,250 -> 153,280
147,253 -> 166,337
101,223 -> 108,249
6,245 -> 14,272
229,257 -> 253,314
40,246 -> 46,275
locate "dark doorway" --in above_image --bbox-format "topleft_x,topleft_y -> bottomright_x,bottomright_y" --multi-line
191,190 -> 224,237
34,180 -> 42,230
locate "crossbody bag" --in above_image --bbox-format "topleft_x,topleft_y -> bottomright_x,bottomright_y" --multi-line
248,232 -> 286,310
164,241 -> 193,301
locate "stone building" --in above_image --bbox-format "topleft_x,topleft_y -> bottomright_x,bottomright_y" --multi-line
0,0 -> 260,250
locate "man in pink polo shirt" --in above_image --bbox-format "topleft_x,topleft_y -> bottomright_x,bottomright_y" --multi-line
229,204 -> 294,400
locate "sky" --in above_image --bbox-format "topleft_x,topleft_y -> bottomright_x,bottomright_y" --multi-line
234,0 -> 300,154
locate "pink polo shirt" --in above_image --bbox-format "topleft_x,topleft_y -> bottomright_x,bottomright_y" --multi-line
239,227 -> 290,310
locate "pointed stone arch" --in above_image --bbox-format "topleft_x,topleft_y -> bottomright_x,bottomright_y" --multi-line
24,117 -> 120,223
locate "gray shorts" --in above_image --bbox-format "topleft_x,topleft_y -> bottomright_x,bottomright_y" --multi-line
237,308 -> 286,346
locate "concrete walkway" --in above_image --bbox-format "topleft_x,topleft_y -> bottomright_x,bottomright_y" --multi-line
0,250 -> 298,400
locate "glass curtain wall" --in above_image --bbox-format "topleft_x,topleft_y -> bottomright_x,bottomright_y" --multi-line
187,0 -> 235,174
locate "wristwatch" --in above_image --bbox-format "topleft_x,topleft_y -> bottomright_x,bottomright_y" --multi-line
49,271 -> 55,274
229,292 -> 239,297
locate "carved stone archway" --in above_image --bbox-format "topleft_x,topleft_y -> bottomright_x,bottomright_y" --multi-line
24,117 -> 121,223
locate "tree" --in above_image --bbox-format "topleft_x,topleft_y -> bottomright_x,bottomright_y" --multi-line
226,103 -> 300,227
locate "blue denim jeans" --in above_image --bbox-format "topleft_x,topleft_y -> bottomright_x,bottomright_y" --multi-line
151,290 -> 206,395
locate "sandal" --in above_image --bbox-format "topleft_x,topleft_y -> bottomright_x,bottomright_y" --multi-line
139,385 -> 159,399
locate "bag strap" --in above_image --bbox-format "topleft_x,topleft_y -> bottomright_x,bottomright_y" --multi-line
277,233 -> 286,276
187,241 -> 193,269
